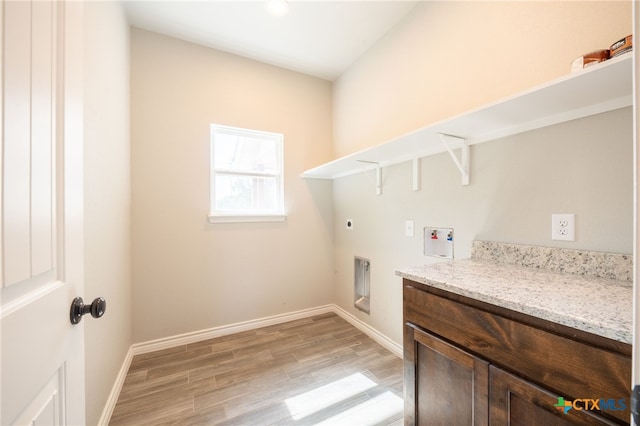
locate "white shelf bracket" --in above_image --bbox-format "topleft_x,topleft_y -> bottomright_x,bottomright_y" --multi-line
356,160 -> 382,195
412,158 -> 420,191
439,133 -> 470,186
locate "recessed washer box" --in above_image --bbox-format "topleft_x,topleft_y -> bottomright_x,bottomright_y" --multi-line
424,227 -> 454,259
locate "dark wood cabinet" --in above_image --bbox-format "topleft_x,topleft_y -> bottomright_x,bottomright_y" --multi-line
406,325 -> 489,425
489,366 -> 619,426
403,279 -> 632,426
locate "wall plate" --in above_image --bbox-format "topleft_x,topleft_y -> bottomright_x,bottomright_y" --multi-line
551,213 -> 575,241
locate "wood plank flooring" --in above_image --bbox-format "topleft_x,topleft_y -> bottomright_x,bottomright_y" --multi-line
109,313 -> 404,425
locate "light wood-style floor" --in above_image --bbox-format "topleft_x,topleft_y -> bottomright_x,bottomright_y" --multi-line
109,313 -> 404,425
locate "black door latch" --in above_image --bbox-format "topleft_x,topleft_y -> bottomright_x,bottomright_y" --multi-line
632,385 -> 640,425
70,297 -> 106,324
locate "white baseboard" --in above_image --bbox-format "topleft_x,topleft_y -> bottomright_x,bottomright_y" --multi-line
130,305 -> 334,356
100,304 -> 401,424
331,305 -> 403,358
97,346 -> 133,426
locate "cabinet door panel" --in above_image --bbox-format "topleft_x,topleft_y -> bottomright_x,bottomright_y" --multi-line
410,326 -> 489,426
490,366 -> 621,426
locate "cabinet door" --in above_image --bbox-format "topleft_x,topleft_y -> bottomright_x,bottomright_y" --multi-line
405,325 -> 489,425
489,366 -> 621,426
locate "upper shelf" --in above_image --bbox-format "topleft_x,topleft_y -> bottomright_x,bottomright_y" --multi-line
302,53 -> 633,180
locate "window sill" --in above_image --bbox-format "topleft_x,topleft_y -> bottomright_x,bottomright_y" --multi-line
208,214 -> 287,224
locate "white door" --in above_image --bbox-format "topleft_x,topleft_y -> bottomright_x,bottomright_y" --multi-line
634,2 -> 640,425
1,1 -> 86,425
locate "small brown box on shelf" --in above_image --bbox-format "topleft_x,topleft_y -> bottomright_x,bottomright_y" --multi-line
570,49 -> 610,73
610,34 -> 632,58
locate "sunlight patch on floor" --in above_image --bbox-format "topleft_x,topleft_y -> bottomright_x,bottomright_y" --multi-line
314,391 -> 403,426
284,373 -> 377,420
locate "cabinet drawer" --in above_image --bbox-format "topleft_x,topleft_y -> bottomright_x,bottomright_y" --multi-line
404,284 -> 631,423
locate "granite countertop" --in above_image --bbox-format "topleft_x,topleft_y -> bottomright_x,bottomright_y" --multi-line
396,258 -> 633,344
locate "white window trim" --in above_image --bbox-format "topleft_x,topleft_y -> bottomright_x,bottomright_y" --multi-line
207,214 -> 287,224
209,124 -> 286,223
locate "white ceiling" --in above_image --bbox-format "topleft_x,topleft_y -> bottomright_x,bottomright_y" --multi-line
123,1 -> 419,81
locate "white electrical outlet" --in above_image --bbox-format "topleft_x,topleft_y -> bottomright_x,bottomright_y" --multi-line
551,214 -> 575,241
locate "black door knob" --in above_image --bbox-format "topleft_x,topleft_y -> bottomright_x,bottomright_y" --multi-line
70,297 -> 106,324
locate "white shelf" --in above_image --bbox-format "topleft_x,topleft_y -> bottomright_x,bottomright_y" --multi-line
301,53 -> 633,180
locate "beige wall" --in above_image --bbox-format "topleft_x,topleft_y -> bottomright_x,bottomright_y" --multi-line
332,1 -> 632,158
331,2 -> 633,346
83,2 -> 132,424
130,29 -> 334,343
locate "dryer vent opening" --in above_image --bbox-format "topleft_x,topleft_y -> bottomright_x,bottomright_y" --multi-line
354,257 -> 370,314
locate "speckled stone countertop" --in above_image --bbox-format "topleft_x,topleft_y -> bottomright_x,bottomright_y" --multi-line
396,254 -> 632,344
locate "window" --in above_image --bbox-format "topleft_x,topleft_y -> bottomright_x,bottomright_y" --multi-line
209,124 -> 285,223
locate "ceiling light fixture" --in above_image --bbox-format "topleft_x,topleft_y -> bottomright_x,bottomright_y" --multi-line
265,0 -> 289,17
